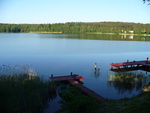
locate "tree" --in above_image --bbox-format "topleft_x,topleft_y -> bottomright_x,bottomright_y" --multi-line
143,0 -> 150,4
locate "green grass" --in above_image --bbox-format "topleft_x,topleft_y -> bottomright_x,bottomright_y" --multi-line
0,74 -> 57,113
56,85 -> 102,113
56,84 -> 150,113
99,92 -> 150,113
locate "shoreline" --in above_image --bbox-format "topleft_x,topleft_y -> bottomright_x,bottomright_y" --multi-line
29,31 -> 150,36
29,31 -> 62,33
93,32 -> 150,36
1,31 -> 150,36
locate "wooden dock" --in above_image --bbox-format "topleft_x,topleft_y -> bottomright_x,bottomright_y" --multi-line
50,75 -> 106,103
75,83 -> 106,103
110,60 -> 150,68
110,66 -> 150,72
50,75 -> 84,84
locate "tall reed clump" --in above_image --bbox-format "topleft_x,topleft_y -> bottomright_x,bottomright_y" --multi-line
0,74 -> 57,113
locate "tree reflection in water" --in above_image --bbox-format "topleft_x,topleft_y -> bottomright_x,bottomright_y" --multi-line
108,72 -> 150,94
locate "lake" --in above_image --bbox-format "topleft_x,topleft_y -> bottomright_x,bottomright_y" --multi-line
0,33 -> 150,100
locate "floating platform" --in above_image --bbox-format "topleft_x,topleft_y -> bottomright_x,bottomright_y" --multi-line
110,60 -> 150,68
50,75 -> 106,103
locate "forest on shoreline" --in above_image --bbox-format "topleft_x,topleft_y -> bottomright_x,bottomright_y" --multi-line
0,22 -> 150,34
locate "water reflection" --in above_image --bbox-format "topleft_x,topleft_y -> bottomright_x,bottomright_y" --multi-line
94,68 -> 100,78
92,63 -> 100,78
121,35 -> 134,40
108,72 -> 150,94
39,33 -> 150,41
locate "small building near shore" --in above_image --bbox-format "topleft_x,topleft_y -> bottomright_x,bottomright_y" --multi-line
128,30 -> 134,33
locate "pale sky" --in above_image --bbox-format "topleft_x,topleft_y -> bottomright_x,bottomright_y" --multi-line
0,0 -> 150,24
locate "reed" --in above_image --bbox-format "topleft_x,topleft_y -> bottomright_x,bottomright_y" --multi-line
0,71 -> 57,113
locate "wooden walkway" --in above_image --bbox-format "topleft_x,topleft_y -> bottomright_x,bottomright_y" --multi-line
50,75 -> 84,83
50,75 -> 106,103
110,60 -> 150,68
75,83 -> 106,103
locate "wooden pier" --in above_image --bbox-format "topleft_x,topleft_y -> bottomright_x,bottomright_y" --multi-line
50,74 -> 84,84
110,60 -> 150,68
110,60 -> 150,72
50,75 -> 106,103
75,83 -> 106,103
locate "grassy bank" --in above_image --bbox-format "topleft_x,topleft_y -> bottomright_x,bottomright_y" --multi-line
29,31 -> 62,33
118,33 -> 150,36
99,92 -> 150,113
0,74 -> 57,113
56,85 -> 101,113
91,32 -> 150,36
29,31 -> 150,36
56,84 -> 150,113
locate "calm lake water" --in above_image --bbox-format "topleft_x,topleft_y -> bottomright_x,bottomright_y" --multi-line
0,33 -> 150,112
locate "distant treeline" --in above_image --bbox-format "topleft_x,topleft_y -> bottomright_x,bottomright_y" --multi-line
0,22 -> 150,34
